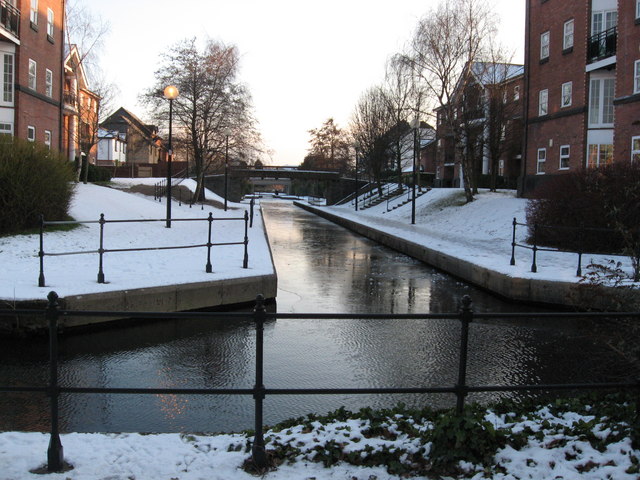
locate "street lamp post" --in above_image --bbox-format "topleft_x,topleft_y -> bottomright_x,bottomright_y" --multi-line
353,143 -> 359,211
411,117 -> 420,225
224,129 -> 231,212
164,85 -> 179,228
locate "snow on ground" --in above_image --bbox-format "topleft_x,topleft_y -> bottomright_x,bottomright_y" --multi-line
327,187 -> 637,284
0,179 -> 274,301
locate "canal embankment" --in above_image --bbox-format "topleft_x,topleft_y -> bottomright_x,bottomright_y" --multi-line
295,189 -> 638,309
0,182 -> 277,333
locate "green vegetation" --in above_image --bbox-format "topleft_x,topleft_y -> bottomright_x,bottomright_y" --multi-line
0,138 -> 75,236
242,393 -> 639,478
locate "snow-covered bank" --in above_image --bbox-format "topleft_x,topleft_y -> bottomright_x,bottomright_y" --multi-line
325,188 -> 637,287
1,397 -> 638,480
0,180 -> 274,301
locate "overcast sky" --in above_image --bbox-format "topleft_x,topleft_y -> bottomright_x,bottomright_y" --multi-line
84,0 -> 525,165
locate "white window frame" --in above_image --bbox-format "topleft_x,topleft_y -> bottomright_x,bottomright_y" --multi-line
540,31 -> 550,60
563,19 -> 574,50
27,125 -> 35,142
0,122 -> 13,137
635,60 -> 640,94
2,53 -> 13,105
28,59 -> 36,90
592,10 -> 617,35
589,76 -> 615,127
45,68 -> 52,97
30,0 -> 38,25
559,145 -> 570,169
538,89 -> 548,116
514,85 -> 520,101
561,82 -> 572,108
587,144 -> 613,168
537,148 -> 546,174
44,130 -> 51,149
637,0 -> 640,20
47,8 -> 54,38
632,136 -> 640,163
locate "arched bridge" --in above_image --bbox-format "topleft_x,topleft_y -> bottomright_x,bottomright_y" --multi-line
229,167 -> 341,181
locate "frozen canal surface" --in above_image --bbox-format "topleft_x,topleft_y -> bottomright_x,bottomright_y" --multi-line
0,200 -> 635,433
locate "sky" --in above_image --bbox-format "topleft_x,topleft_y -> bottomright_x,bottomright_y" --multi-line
82,0 -> 525,166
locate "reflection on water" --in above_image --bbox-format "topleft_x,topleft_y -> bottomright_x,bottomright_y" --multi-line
0,200 -> 636,433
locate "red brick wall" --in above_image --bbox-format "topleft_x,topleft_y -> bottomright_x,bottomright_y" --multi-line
613,1 -> 640,163
15,0 -> 64,149
524,0 -> 589,176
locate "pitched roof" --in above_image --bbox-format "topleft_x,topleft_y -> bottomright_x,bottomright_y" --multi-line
101,107 -> 159,141
470,62 -> 524,86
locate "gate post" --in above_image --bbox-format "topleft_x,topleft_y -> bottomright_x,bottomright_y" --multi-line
46,291 -> 64,472
252,294 -> 267,469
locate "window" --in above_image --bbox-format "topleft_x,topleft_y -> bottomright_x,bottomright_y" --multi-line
561,82 -> 572,107
592,10 -> 617,35
635,60 -> 640,94
637,0 -> 640,20
27,126 -> 35,142
29,0 -> 38,25
2,53 -> 13,104
589,77 -> 615,127
563,20 -> 574,50
0,123 -> 13,137
44,130 -> 51,149
540,31 -> 550,60
632,136 -> 640,163
47,8 -> 54,39
514,85 -> 520,101
587,144 -> 613,168
538,89 -> 548,116
28,59 -> 36,90
45,69 -> 52,97
559,145 -> 570,169
537,148 -> 546,174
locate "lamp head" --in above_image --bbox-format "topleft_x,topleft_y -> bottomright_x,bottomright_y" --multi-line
163,85 -> 179,100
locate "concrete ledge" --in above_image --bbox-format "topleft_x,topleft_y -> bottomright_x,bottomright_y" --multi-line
295,202 -> 620,309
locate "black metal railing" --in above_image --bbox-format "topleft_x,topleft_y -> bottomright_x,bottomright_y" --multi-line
37,212 -> 250,287
510,218 -> 639,280
588,26 -> 617,63
0,293 -> 638,472
0,0 -> 20,38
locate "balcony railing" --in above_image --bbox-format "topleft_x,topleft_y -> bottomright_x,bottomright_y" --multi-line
588,26 -> 617,64
0,0 -> 19,39
63,91 -> 77,110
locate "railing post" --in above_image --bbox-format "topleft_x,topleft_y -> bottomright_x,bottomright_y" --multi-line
576,224 -> 584,277
250,198 -> 255,228
46,291 -> 64,472
510,217 -> 517,266
531,223 -> 538,273
97,214 -> 106,283
38,214 -> 46,287
456,295 -> 473,415
205,212 -> 213,273
252,294 -> 267,469
243,211 -> 249,269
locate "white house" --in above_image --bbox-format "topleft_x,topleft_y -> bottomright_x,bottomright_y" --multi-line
97,128 -> 127,166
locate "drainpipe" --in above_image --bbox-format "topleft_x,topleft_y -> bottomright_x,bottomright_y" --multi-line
519,0 -> 532,198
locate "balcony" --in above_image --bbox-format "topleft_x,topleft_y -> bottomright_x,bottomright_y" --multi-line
588,26 -> 617,64
0,1 -> 19,40
63,90 -> 78,112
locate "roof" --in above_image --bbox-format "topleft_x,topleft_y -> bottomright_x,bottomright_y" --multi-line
470,62 -> 524,86
101,107 -> 159,141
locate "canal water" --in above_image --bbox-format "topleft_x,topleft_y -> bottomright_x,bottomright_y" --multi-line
0,200 -> 635,433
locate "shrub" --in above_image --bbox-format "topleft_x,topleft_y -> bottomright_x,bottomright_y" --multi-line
526,162 -> 640,258
76,160 -> 113,182
0,138 -> 75,235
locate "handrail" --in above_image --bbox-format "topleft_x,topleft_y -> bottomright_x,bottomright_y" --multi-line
0,293 -> 638,472
38,212 -> 250,287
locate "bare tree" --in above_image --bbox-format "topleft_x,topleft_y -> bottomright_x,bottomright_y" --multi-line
142,38 -> 260,203
304,118 -> 351,173
404,0 -> 498,203
350,86 -> 395,194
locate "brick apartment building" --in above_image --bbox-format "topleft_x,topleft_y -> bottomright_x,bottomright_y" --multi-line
522,0 -> 640,192
0,0 -> 65,148
434,62 -> 524,188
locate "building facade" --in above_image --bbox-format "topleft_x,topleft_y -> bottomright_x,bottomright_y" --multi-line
523,0 -> 640,192
0,0 -> 65,147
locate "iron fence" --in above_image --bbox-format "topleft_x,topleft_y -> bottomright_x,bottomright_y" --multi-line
38,212 -> 250,287
0,293 -> 638,472
510,218 -> 640,280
